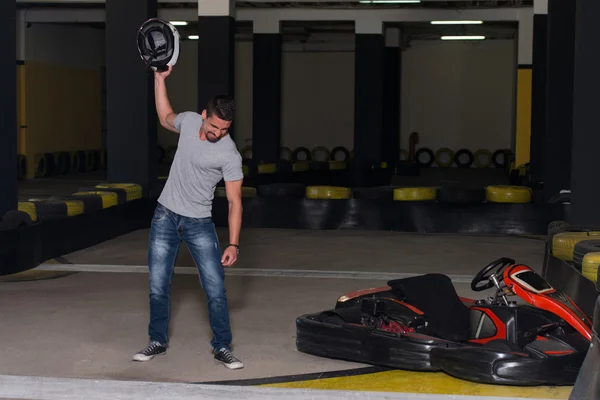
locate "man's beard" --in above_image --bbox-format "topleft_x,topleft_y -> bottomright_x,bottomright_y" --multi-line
206,132 -> 222,143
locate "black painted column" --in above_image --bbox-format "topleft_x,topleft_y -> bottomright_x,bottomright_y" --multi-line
105,0 -> 157,195
570,0 -> 600,225
529,5 -> 548,184
543,0 -> 576,201
198,2 -> 235,138
354,21 -> 384,184
0,2 -> 17,217
382,27 -> 401,166
252,23 -> 281,163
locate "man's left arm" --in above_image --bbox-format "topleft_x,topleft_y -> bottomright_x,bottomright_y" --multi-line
221,155 -> 244,267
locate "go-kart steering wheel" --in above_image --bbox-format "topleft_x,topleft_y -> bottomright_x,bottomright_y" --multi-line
471,257 -> 515,292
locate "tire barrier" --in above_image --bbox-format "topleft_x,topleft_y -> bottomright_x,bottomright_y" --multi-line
473,149 -> 493,168
257,183 -> 306,199
257,163 -> 277,175
485,185 -> 532,203
0,210 -> 33,231
280,146 -> 293,161
53,152 -> 70,175
393,187 -> 436,201
311,146 -> 330,162
17,154 -> 27,181
573,240 -> 600,272
240,145 -> 252,160
17,200 -> 72,222
436,185 -> 486,204
542,221 -> 600,320
72,191 -> 119,209
454,149 -> 474,168
330,146 -> 350,161
306,186 -> 351,200
434,147 -> 454,167
292,161 -> 310,172
552,232 -> 600,262
415,148 -> 435,167
292,147 -> 312,161
328,161 -> 346,171
35,153 -> 56,178
95,183 -> 143,201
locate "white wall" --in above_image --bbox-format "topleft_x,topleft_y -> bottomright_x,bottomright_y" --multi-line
22,23 -> 517,158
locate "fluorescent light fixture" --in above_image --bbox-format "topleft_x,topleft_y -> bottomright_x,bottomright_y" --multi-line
188,35 -> 199,40
359,1 -> 421,3
170,21 -> 188,26
441,35 -> 486,40
431,20 -> 483,25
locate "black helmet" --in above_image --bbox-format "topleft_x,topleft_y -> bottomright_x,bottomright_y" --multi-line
137,18 -> 181,72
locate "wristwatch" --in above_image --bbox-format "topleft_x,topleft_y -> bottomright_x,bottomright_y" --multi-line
228,244 -> 239,254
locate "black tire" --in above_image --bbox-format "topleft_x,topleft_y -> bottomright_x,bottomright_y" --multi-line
573,240 -> 600,271
454,149 -> 474,168
309,161 -> 330,171
17,154 -> 27,180
0,210 -> 34,231
330,146 -> 351,161
65,194 -> 104,213
54,152 -> 70,175
276,159 -> 293,174
353,187 -> 395,200
292,147 -> 313,161
257,183 -> 306,198
78,186 -> 128,204
36,153 -> 55,178
492,149 -> 511,168
415,148 -> 435,167
547,192 -> 571,204
436,185 -> 486,204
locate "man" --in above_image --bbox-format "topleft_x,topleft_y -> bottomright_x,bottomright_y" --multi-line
133,65 -> 244,370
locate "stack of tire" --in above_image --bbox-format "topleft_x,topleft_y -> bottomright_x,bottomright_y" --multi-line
548,220 -> 600,285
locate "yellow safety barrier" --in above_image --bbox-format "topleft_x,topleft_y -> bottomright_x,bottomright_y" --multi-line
552,232 -> 600,262
306,186 -> 351,200
95,183 -> 143,201
582,252 -> 600,283
72,191 -> 119,209
486,185 -> 532,203
393,187 -> 437,201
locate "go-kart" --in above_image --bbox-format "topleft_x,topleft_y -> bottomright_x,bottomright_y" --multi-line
295,258 -> 593,386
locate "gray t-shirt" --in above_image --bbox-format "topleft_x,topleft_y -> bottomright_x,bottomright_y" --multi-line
158,111 -> 243,218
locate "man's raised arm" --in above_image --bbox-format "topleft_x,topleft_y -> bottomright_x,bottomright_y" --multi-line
155,66 -> 178,133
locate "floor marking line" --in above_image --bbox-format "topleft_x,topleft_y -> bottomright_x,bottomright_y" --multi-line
0,374 -> 559,400
35,263 -> 474,283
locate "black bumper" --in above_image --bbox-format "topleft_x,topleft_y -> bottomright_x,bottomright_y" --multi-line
295,313 -> 459,371
430,345 -> 585,386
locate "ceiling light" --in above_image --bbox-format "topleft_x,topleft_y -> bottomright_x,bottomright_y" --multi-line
441,35 -> 486,40
431,20 -> 483,25
170,21 -> 188,26
188,35 -> 199,40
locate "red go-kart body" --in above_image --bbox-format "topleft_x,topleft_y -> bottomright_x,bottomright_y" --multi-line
295,258 -> 593,386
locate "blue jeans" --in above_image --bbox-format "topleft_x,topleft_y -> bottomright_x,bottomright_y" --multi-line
147,202 -> 232,352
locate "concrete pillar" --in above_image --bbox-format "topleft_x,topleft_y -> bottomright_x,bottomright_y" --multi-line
0,2 -> 17,217
353,18 -> 384,184
383,26 -> 401,166
529,0 -> 547,183
570,0 -> 600,224
543,0 -> 576,201
197,0 -> 236,137
105,0 -> 158,195
252,18 -> 281,163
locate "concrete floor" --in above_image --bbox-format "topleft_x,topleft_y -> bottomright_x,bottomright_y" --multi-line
0,229 -> 545,386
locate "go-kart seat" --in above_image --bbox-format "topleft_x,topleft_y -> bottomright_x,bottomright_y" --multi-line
388,273 -> 471,342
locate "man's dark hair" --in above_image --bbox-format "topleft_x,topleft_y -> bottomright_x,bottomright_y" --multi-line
206,94 -> 236,121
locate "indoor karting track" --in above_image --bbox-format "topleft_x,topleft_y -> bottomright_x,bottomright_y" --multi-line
0,228 -> 573,399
